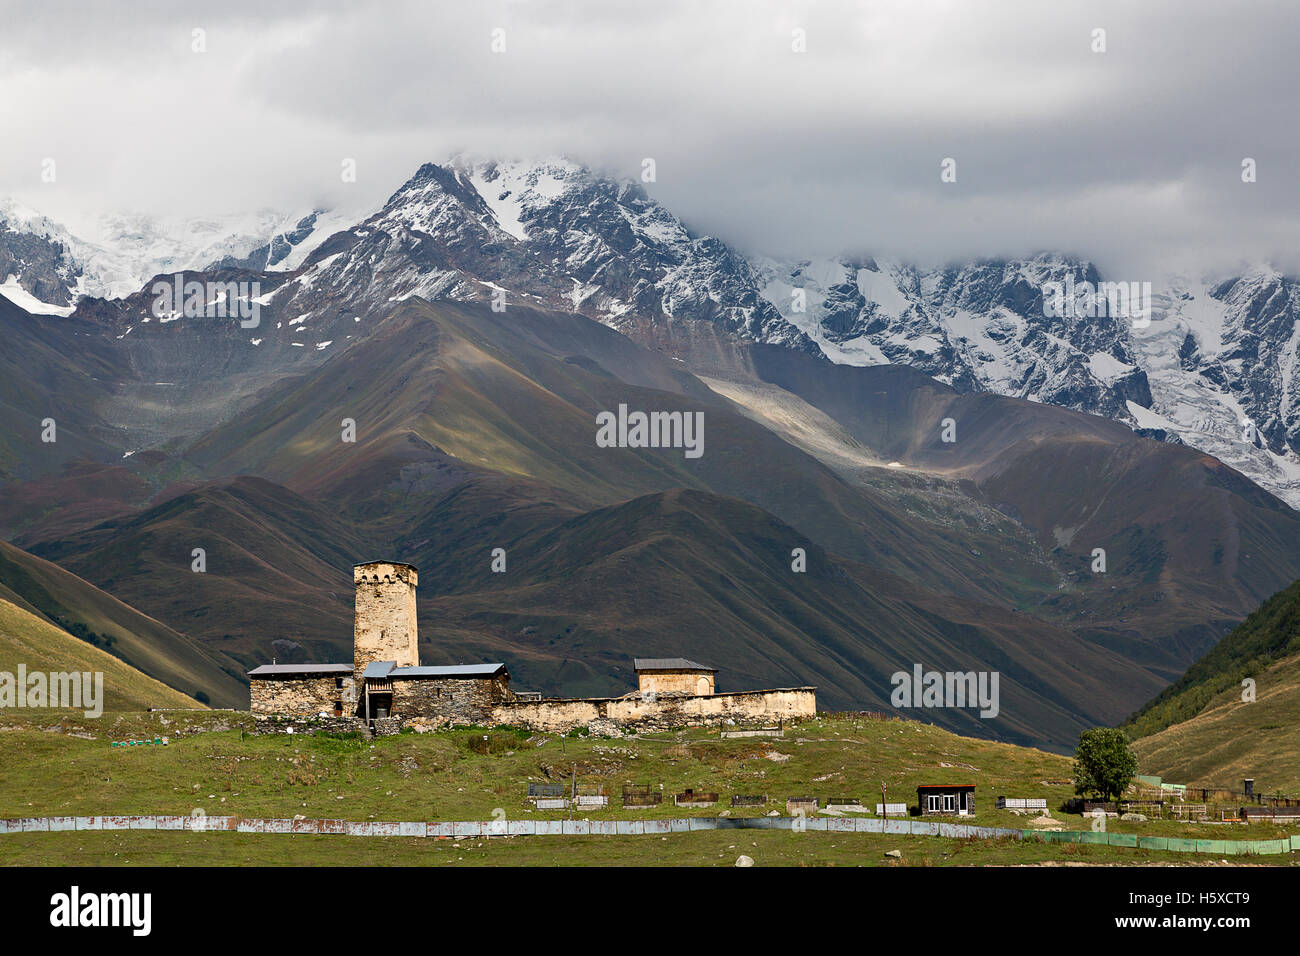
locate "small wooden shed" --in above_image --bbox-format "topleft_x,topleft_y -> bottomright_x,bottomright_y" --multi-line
917,784 -> 975,816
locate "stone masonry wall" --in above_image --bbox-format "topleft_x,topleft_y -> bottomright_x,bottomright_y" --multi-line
250,676 -> 354,716
390,676 -> 513,724
251,672 -> 813,738
252,715 -> 365,735
494,687 -> 816,735
353,563 -> 419,681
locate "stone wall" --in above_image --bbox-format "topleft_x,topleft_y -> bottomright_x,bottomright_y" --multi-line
250,676 -> 354,717
637,671 -> 715,696
390,675 -> 512,724
250,670 -> 814,738
372,716 -> 405,736
252,715 -> 365,735
353,562 -> 419,680
494,687 -> 816,735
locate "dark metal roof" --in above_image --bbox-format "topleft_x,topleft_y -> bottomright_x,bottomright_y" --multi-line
248,663 -> 351,677
362,661 -> 396,679
633,657 -> 716,672
391,664 -> 508,678
916,784 -> 976,790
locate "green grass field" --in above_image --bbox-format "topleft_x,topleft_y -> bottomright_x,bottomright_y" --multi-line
2,712 -> 1297,865
0,828 -> 1266,867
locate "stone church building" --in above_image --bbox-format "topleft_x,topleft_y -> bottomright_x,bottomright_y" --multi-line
248,560 -> 816,734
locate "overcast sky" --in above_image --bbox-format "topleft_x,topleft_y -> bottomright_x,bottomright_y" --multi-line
2,0 -> 1297,274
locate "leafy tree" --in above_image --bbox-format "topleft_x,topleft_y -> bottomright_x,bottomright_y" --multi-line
1073,727 -> 1138,801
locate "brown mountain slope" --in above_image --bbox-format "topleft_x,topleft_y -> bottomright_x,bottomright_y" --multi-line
706,342 -> 1300,673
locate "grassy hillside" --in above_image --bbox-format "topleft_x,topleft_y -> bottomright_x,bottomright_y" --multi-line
1127,577 -> 1300,739
0,539 -> 248,708
1,712 -> 1294,867
0,713 -> 1067,821
0,598 -> 200,711
1132,648 -> 1300,792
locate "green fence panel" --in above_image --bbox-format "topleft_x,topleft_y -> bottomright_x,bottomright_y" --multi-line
1247,839 -> 1288,855
1292,835 -> 1300,853
1107,833 -> 1138,847
1052,830 -> 1082,843
1080,831 -> 1108,845
1166,838 -> 1198,853
1137,836 -> 1168,851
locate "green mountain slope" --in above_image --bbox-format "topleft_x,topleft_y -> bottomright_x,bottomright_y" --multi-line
0,539 -> 248,708
1126,576 -> 1300,740
1131,648 -> 1300,792
0,598 -> 201,711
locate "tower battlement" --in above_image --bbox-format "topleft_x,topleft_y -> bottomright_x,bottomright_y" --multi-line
353,562 -> 418,587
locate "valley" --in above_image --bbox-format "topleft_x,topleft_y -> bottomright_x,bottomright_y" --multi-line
2,159 -> 1299,755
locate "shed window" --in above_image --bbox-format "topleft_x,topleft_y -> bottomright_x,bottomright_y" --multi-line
943,793 -> 956,812
927,794 -> 942,812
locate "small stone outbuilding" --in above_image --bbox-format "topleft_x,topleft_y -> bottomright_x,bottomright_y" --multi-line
634,657 -> 717,696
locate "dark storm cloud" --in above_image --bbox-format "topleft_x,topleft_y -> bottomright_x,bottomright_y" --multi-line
2,0 -> 1297,272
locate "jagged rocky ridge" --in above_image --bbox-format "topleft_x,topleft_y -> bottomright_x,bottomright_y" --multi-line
3,158 -> 1298,506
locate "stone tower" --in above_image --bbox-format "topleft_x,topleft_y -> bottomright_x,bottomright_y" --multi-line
352,561 -> 419,681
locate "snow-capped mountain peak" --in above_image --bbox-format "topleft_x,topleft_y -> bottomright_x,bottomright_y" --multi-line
0,199 -> 351,308
250,157 -> 814,353
4,157 -> 1298,508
